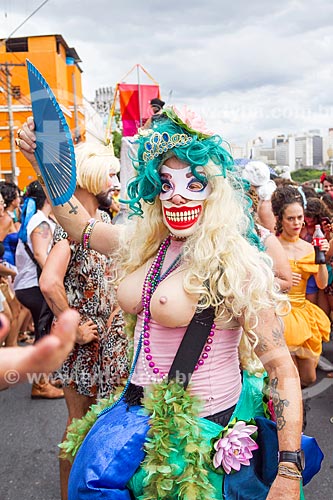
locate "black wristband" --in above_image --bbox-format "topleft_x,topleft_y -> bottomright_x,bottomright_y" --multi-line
278,450 -> 305,471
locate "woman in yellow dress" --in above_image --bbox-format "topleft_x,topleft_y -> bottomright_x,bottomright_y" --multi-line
271,185 -> 331,387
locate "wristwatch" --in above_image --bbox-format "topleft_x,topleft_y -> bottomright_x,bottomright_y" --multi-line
278,449 -> 305,472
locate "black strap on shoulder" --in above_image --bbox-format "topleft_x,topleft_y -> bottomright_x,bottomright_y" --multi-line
168,306 -> 215,389
24,242 -> 42,278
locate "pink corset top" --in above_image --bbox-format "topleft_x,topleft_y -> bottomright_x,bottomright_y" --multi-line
131,312 -> 242,417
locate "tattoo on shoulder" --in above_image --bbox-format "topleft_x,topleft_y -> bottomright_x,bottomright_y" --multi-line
36,221 -> 51,238
270,377 -> 289,431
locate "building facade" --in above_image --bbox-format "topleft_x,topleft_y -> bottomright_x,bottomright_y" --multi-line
0,34 -> 84,188
294,133 -> 323,169
274,135 -> 296,171
273,131 -> 323,171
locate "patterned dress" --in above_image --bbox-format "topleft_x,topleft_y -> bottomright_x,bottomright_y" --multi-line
54,211 -> 128,398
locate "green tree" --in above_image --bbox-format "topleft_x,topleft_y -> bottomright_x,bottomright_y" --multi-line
112,130 -> 122,158
111,111 -> 122,158
291,168 -> 324,184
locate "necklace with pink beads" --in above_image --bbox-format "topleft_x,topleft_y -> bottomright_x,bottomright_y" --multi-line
141,236 -> 216,383
194,322 -> 216,371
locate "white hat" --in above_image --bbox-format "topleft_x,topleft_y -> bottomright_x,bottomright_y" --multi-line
242,161 -> 270,187
257,180 -> 277,201
243,161 -> 276,200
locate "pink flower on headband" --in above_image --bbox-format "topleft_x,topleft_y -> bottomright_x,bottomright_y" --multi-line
212,419 -> 258,474
164,105 -> 214,139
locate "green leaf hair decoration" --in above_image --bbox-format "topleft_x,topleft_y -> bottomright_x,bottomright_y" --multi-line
162,106 -> 214,140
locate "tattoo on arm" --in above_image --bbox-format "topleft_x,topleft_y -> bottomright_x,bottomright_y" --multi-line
270,377 -> 289,431
256,334 -> 269,353
35,221 -> 51,239
272,318 -> 285,347
68,201 -> 79,215
255,316 -> 285,353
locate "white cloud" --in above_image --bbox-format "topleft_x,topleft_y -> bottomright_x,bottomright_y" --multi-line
2,0 -> 333,146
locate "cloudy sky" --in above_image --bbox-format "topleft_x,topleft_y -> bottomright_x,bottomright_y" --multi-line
2,0 -> 333,147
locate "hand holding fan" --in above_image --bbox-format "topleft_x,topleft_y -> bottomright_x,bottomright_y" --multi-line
26,59 -> 78,212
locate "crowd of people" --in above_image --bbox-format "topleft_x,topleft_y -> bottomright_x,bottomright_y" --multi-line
1,103 -> 332,499
243,160 -> 333,383
0,171 -> 123,351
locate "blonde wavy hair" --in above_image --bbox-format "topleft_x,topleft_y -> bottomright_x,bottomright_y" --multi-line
75,142 -> 120,195
116,159 -> 287,337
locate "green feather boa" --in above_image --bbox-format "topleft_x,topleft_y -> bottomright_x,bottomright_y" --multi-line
138,380 -> 216,499
59,378 -> 218,499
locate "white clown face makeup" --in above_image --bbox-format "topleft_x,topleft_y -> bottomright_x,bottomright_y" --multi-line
159,165 -> 211,201
159,163 -> 211,237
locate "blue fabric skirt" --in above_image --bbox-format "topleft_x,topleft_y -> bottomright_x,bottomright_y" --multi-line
68,373 -> 322,499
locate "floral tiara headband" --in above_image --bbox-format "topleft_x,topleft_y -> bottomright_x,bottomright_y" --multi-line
139,105 -> 215,163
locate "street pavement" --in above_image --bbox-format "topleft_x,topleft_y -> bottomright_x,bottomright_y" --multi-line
0,344 -> 333,500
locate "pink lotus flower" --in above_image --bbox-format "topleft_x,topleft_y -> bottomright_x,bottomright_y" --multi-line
171,105 -> 214,137
212,420 -> 259,474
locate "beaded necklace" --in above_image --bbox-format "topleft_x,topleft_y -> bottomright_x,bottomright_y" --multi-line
141,235 -> 216,383
141,236 -> 182,382
194,323 -> 216,371
98,236 -> 216,417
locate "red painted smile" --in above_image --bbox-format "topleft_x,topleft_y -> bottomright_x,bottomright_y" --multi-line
163,205 -> 202,229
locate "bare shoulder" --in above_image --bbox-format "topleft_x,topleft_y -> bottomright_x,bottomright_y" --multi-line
264,233 -> 281,250
299,238 -> 314,252
1,212 -> 14,229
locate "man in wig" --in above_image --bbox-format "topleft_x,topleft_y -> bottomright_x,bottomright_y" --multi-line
18,105 -> 313,500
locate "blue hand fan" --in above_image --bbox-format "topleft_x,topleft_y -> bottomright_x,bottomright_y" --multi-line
26,59 -> 77,209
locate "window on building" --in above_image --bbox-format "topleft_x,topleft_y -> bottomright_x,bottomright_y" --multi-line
6,38 -> 28,52
12,86 -> 21,100
0,172 -> 14,183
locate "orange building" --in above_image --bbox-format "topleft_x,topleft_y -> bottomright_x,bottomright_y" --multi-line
0,34 -> 85,189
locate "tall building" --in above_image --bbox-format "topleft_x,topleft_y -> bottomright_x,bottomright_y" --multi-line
275,136 -> 289,166
246,136 -> 263,159
322,128 -> 333,166
313,134 -> 323,166
275,135 -> 295,171
0,34 -> 84,188
274,131 -> 322,170
93,87 -> 114,117
246,137 -> 276,165
295,132 -> 323,169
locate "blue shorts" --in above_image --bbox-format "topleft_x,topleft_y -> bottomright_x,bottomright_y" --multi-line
306,275 -> 318,295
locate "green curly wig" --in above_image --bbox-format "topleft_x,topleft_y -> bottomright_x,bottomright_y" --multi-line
124,109 -> 262,250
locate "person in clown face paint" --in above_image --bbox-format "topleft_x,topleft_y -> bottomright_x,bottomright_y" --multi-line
18,106 -> 305,500
159,160 -> 211,238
